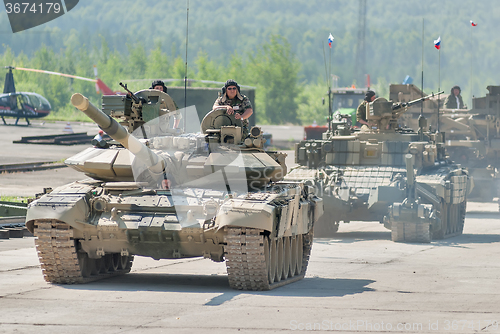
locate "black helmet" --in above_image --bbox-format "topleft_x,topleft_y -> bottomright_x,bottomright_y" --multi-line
223,79 -> 240,93
150,79 -> 167,92
365,90 -> 376,102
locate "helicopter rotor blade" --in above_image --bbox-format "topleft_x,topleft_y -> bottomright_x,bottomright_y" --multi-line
12,67 -> 97,83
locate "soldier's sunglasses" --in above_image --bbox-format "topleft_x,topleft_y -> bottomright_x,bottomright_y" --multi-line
227,87 -> 237,90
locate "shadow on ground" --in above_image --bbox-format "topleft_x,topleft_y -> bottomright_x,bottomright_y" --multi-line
59,273 -> 375,306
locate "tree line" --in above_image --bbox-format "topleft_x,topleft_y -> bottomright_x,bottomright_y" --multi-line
1,34 -> 327,124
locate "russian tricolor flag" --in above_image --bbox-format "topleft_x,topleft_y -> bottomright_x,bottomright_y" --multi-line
470,20 -> 477,27
434,36 -> 441,50
328,33 -> 334,48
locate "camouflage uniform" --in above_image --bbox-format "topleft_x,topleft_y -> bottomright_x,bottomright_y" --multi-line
356,100 -> 368,123
214,93 -> 252,134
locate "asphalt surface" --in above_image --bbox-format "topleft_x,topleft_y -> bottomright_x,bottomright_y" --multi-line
1,119 -> 500,333
1,204 -> 499,333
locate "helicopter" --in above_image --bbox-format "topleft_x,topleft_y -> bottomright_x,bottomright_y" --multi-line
1,66 -> 118,126
0,67 -> 52,125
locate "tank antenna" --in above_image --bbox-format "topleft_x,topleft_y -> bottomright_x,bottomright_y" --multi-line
183,0 -> 189,132
419,18 -> 425,141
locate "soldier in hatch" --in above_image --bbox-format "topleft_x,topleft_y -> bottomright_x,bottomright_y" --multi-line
213,79 -> 253,135
356,90 -> 376,127
150,79 -> 181,129
444,85 -> 466,109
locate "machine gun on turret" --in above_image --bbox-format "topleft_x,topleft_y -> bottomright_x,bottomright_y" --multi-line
101,86 -> 179,133
391,91 -> 444,112
366,91 -> 444,131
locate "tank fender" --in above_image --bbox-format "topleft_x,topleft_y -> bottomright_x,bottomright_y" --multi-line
215,199 -> 275,233
25,194 -> 89,233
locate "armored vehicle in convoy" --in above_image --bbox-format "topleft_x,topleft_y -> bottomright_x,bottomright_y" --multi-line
391,84 -> 500,203
286,94 -> 472,243
438,86 -> 500,203
25,88 -> 322,290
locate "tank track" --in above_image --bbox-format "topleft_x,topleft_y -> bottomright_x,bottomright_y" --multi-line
392,201 -> 466,243
432,201 -> 466,240
33,219 -> 133,284
391,221 -> 431,243
225,227 -> 313,291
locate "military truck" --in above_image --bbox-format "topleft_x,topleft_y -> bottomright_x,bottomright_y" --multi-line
304,87 -> 367,140
25,88 -> 322,290
286,94 -> 472,243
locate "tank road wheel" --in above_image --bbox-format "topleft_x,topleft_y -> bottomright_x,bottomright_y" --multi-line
275,237 -> 284,283
290,236 -> 298,276
77,252 -> 92,278
268,237 -> 277,284
88,258 -> 99,275
33,219 -> 134,284
282,237 -> 291,280
224,227 -> 309,291
296,234 -> 304,275
300,229 -> 314,274
111,253 -> 120,271
313,215 -> 339,238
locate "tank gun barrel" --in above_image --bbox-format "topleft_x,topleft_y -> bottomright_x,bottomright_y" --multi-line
392,91 -> 445,111
71,93 -> 165,174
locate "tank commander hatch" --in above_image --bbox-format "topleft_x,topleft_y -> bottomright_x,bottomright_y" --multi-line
150,79 -> 181,129
356,90 -> 376,127
212,79 -> 253,135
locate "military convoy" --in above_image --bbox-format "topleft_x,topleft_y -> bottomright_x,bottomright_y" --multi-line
286,95 -> 472,243
25,88 -> 322,290
391,84 -> 500,204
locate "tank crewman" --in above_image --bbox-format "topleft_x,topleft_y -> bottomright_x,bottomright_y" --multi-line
444,85 -> 466,109
213,79 -> 253,135
356,90 -> 376,127
150,79 -> 181,128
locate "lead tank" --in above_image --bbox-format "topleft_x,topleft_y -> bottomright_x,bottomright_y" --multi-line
286,96 -> 472,242
25,89 -> 322,290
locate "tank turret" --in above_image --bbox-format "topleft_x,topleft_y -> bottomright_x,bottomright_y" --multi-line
26,90 -> 322,290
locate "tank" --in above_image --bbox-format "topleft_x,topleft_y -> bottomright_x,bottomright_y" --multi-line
390,84 -> 500,205
437,86 -> 500,204
25,89 -> 322,290
285,96 -> 473,243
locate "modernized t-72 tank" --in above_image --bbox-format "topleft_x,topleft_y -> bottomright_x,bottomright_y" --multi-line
286,95 -> 472,242
25,89 -> 322,290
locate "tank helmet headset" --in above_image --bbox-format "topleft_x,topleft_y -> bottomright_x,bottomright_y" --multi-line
222,79 -> 241,94
365,90 -> 376,102
451,85 -> 461,94
150,79 -> 167,93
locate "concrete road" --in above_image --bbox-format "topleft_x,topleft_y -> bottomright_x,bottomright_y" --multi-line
1,120 -> 500,333
1,202 -> 499,333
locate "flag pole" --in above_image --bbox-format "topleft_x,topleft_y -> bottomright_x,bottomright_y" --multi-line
323,42 -> 330,132
470,22 -> 473,108
420,18 -> 424,141
329,41 -> 332,126
437,44 -> 440,132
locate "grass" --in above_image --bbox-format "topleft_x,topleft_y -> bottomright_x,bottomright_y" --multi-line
44,108 -> 92,122
0,195 -> 29,203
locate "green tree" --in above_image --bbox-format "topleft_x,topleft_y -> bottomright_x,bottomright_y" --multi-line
249,35 -> 300,124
